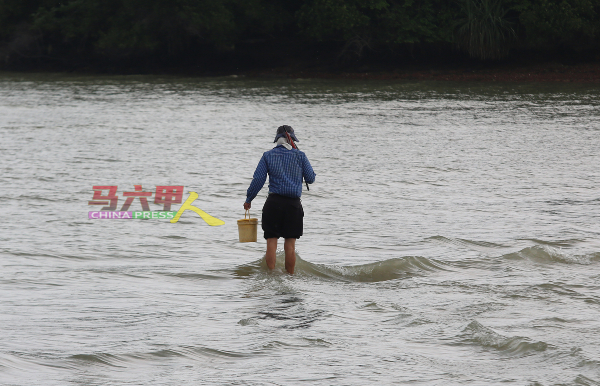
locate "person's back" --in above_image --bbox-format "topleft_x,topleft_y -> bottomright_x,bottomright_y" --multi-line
250,146 -> 314,199
243,125 -> 316,274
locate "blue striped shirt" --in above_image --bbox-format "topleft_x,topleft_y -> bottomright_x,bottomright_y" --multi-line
246,146 -> 316,202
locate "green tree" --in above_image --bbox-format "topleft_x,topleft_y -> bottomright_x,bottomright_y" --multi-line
454,0 -> 516,59
513,0 -> 599,47
297,0 -> 455,59
32,0 -> 235,56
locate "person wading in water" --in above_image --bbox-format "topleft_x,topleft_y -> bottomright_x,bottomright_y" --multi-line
244,125 -> 316,274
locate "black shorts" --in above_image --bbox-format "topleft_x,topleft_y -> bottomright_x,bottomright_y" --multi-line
262,193 -> 304,239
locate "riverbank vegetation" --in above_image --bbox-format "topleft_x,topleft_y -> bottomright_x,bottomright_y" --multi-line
0,0 -> 598,74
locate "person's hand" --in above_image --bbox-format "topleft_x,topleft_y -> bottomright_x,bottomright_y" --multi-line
243,202 -> 251,210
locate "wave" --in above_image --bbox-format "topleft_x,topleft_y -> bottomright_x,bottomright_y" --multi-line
234,252 -> 449,282
460,321 -> 548,355
69,353 -> 128,367
502,245 -> 600,265
0,352 -> 45,372
155,272 -> 229,281
519,238 -> 585,248
428,236 -> 508,251
69,346 -> 253,367
573,375 -> 600,386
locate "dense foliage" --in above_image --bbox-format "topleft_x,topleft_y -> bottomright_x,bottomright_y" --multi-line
0,0 -> 598,70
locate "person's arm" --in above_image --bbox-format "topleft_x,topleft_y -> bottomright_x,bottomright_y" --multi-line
301,153 -> 316,184
244,155 -> 268,208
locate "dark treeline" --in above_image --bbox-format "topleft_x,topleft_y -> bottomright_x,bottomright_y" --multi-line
0,0 -> 599,73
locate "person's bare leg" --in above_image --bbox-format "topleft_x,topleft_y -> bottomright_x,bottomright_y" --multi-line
283,238 -> 296,274
265,238 -> 278,270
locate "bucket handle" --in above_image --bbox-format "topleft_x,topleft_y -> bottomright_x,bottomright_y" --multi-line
244,209 -> 250,219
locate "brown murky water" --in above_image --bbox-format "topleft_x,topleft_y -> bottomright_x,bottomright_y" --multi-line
1,73 -> 599,385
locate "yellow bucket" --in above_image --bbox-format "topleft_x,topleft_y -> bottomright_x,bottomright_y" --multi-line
237,210 -> 258,242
